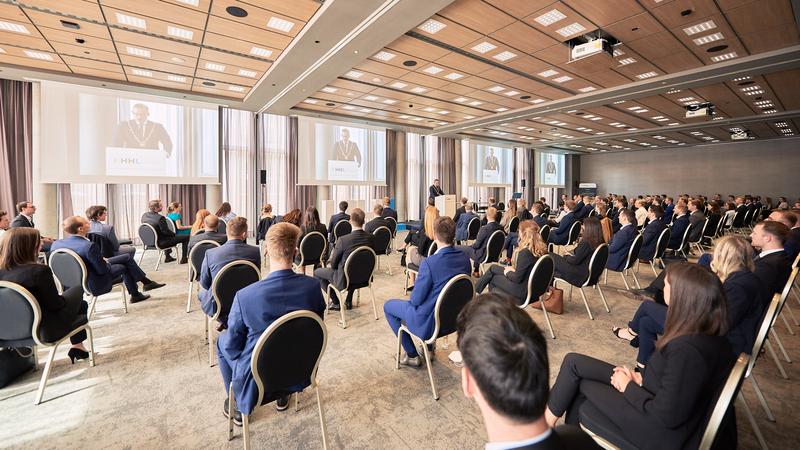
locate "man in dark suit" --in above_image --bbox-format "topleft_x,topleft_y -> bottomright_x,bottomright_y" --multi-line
667,204 -> 690,250
517,199 -> 534,221
327,201 -> 350,244
188,214 -> 228,252
572,195 -> 585,217
769,210 -> 800,261
217,222 -> 325,422
379,197 -> 398,221
457,207 -> 503,276
606,209 -> 637,272
575,196 -> 594,220
86,205 -> 135,258
639,205 -> 666,262
383,217 -> 471,366
11,200 -> 54,251
539,197 -> 551,217
199,217 -> 261,328
548,201 -> 577,245
428,178 -> 444,200
750,221 -> 793,298
453,197 -> 468,224
458,294 -> 598,450
314,208 -> 374,311
662,197 -> 675,223
455,203 -> 479,243
687,199 -> 706,242
141,199 -> 189,264
52,216 -> 163,303
364,204 -> 391,234
112,103 -> 173,156
532,203 -> 547,228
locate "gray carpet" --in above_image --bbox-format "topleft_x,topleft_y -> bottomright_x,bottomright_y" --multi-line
1,233 -> 798,449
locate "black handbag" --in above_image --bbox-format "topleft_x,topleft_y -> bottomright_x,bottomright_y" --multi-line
0,347 -> 36,388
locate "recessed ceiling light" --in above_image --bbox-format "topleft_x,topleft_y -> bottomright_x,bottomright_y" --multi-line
176,0 -> 200,6
454,97 -> 467,103
382,99 -> 397,104
613,100 -> 626,104
167,25 -> 193,40
126,46 -> 150,58
618,57 -> 636,65
115,13 -> 146,29
741,85 -> 762,92
131,68 -> 152,77
423,107 -> 436,112
732,76 -> 751,82
229,86 -> 245,92
205,62 -> 225,72
636,71 -> 658,79
412,117 -> 424,121
469,101 -> 483,106
345,70 -> 363,78
422,66 -> 444,75
493,51 -> 517,61
365,95 -> 379,101
237,69 -> 257,78
303,99 -> 318,104
166,75 -> 186,83
553,75 -> 573,83
343,105 -> 356,110
390,82 -> 407,89
668,122 -> 679,126
472,42 -> 497,54
464,115 -> 475,119
359,108 -> 372,113
0,21 -> 30,34
555,22 -> 586,37
171,56 -> 185,63
683,20 -> 716,36
399,115 -> 410,119
266,16 -> 294,33
0,47 -> 6,53
530,99 -> 545,104
24,50 -> 53,61
711,52 -> 737,62
321,86 -> 338,93
373,51 -> 396,61
538,69 -> 558,78
666,88 -> 681,94
578,87 -> 596,92
534,9 -> 566,26
488,85 -> 505,92
693,32 -> 724,45
634,109 -> 648,113
418,19 -> 446,34
744,90 -> 764,96
250,46 -> 273,58
627,106 -> 641,110
438,110 -> 449,115
496,107 -> 509,112
444,72 -> 463,80
504,90 -> 520,96
411,87 -> 427,93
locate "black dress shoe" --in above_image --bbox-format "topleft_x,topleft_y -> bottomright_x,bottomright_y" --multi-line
276,396 -> 290,411
130,292 -> 150,303
164,255 -> 177,263
223,398 -> 242,426
345,302 -> 353,310
142,281 -> 166,292
179,258 -> 188,264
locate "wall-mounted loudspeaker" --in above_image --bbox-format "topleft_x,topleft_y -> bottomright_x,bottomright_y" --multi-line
260,169 -> 267,185
521,178 -> 526,188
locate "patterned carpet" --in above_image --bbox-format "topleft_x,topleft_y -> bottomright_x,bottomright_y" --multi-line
1,233 -> 797,449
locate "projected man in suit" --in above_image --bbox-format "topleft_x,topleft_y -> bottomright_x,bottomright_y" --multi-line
332,128 -> 361,167
545,154 -> 557,174
112,103 -> 173,156
484,148 -> 499,172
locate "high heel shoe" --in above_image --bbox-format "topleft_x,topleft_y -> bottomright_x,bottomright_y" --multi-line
68,348 -> 90,364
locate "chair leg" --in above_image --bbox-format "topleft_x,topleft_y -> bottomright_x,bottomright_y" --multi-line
764,339 -> 789,379
749,374 -> 776,422
295,391 -> 300,412
33,345 -> 39,371
186,281 -> 194,313
242,414 -> 251,450
316,386 -> 329,450
630,270 -> 641,289
88,295 -> 98,318
539,294 -> 555,339
738,392 -> 769,450
35,345 -> 58,405
421,342 -> 438,400
208,318 -> 216,367
370,286 -> 378,320
227,384 -> 235,441
596,284 -> 610,313
154,250 -> 163,271
138,248 -> 146,265
769,329 -> 792,363
120,285 -> 128,314
336,288 -> 347,329
604,269 -> 608,285
387,255 -> 392,276
620,271 -> 631,290
395,328 -> 404,370
204,315 -> 209,344
86,326 -> 96,367
651,261 -> 658,277
578,287 -> 594,320
780,309 -> 796,335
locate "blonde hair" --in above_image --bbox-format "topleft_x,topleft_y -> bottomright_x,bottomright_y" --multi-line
191,209 -> 211,235
712,235 -> 754,282
516,220 -> 547,259
423,206 -> 439,240
266,222 -> 300,261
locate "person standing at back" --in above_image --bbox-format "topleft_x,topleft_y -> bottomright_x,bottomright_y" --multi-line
380,197 -> 398,221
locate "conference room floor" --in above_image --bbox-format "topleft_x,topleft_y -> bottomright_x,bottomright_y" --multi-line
1,232 -> 798,449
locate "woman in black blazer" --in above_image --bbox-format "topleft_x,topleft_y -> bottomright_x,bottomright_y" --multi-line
475,221 -> 548,304
549,217 -> 604,286
0,228 -> 91,363
546,263 -> 735,449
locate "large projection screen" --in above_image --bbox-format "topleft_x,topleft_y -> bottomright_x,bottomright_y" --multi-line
467,141 -> 513,187
535,151 -> 566,187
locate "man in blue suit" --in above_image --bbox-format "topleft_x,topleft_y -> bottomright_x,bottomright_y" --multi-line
384,216 -> 471,367
199,217 -> 261,328
86,205 -> 136,257
218,223 -> 325,424
548,200 -> 577,245
667,204 -> 690,250
52,216 -> 163,303
455,202 -> 479,243
575,196 -> 594,220
663,197 -> 675,223
606,209 -> 637,272
639,205 -> 666,262
531,203 -> 547,228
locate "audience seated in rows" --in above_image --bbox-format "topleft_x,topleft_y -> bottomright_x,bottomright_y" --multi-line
453,197 -> 468,225
750,220 -> 793,297
638,205 -> 666,262
517,198 -> 533,221
314,208 -> 374,311
327,201 -> 350,245
548,200 -> 577,245
215,202 -> 236,223
364,204 -> 391,234
166,202 -> 193,236
687,199 -> 706,242
141,199 -> 190,264
457,207 -> 502,277
455,202 -> 478,243
87,205 -> 136,258
662,197 -> 675,223
667,204 -> 690,251
190,209 -> 212,236
218,222 -> 325,423
383,217 -> 470,367
596,204 -> 613,243
281,209 -> 302,227
539,197 -> 551,217
188,214 -> 228,252
380,197 -> 397,221
769,210 -> 800,260
53,216 -> 163,303
633,199 -> 648,228
199,217 -> 261,329
476,220 -> 547,304
575,195 -> 594,220
531,203 -> 547,228
0,228 -> 92,363
499,199 -> 517,229
606,209 -> 637,272
550,217 -> 604,287
301,206 -> 327,239
11,201 -> 54,252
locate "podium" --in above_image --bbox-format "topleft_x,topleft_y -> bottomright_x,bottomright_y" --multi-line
434,194 -> 456,218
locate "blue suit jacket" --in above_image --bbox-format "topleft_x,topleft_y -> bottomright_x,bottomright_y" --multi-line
549,212 -> 576,244
51,235 -> 114,295
533,215 -> 547,228
405,246 -> 472,340
455,212 -> 479,241
576,203 -> 594,220
663,204 -> 675,223
607,225 -> 636,271
199,239 -> 261,316
639,219 -> 666,260
668,215 -> 690,249
218,269 -> 325,414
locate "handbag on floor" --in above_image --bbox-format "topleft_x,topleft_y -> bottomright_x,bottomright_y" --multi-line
0,347 -> 36,388
530,287 -> 564,315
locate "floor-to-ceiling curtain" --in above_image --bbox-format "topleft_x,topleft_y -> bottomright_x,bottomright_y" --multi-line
0,79 -> 33,212
406,133 -> 423,220
256,113 -> 289,215
437,137 -> 458,196
288,116 -> 316,211
221,108 -> 256,226
514,147 -> 534,203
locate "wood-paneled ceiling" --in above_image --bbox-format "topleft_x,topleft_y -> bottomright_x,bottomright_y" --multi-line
0,0 -> 321,99
295,0 -> 800,151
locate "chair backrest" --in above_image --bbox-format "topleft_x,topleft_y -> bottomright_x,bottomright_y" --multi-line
251,310 -> 326,412
772,266 -> 800,328
497,202 -> 505,211
567,220 -> 581,245
539,224 -> 551,243
467,217 -> 480,240
623,234 -> 643,270
138,223 -> 158,248
297,232 -> 326,266
714,214 -> 726,237
210,260 -> 261,320
588,209 -> 597,218
747,294 -> 781,377
431,274 -> 475,340
372,226 -> 392,256
675,221 -> 693,250
188,240 -> 222,281
48,248 -> 89,293
343,246 -> 377,290
741,208 -> 753,226
508,216 -> 519,233
584,244 -> 609,287
0,281 -> 42,345
698,353 -> 749,450
166,217 -> 177,234
654,228 -> 671,259
217,219 -> 227,235
427,241 -> 438,257
730,209 -> 745,228
749,207 -> 761,226
523,255 -> 555,308
704,216 -> 720,238
483,230 -> 506,264
87,232 -> 115,258
384,216 -> 398,236
333,220 -> 352,239
689,218 -> 709,244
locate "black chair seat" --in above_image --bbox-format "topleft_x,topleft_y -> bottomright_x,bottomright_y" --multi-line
578,402 -> 637,450
407,262 -> 420,272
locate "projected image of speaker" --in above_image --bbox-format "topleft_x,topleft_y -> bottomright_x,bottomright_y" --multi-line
468,142 -> 513,187
536,152 -> 565,187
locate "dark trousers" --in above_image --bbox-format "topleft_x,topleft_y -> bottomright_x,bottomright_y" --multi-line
314,267 -> 353,305
160,235 -> 190,259
107,253 -> 146,294
475,265 -> 522,303
61,286 -> 88,345
455,245 -> 480,271
503,232 -> 518,259
628,301 -> 667,365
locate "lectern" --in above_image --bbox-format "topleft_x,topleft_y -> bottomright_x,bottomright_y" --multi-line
434,194 -> 456,218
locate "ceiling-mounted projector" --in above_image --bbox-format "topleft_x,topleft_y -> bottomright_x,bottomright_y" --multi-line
731,130 -> 751,140
571,39 -> 611,60
685,102 -> 714,119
